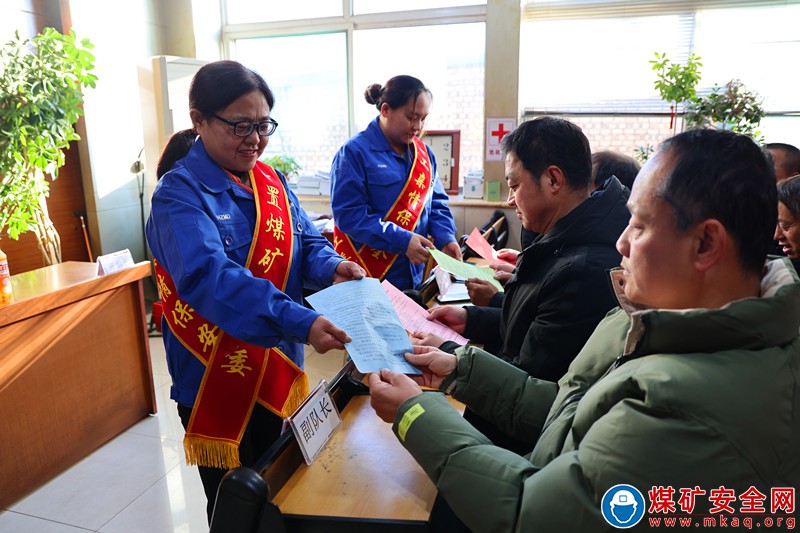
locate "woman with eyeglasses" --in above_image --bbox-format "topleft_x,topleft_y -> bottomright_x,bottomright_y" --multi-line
146,60 -> 365,522
330,75 -> 461,291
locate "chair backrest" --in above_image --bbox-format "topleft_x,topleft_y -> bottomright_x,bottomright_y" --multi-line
487,212 -> 509,250
460,209 -> 509,259
405,269 -> 439,308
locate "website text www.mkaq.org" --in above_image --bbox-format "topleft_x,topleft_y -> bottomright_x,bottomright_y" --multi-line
601,484 -> 796,530
647,515 -> 796,529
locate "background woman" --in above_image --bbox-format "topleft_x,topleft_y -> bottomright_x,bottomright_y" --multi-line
330,75 -> 461,291
146,60 -> 364,521
776,174 -> 800,269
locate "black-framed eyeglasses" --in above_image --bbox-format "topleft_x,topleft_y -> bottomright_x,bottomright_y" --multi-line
212,114 -> 279,137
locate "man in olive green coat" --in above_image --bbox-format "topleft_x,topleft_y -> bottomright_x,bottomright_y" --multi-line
370,128 -> 800,532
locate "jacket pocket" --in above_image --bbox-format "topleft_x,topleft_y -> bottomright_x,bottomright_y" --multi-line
215,220 -> 252,253
367,169 -> 405,205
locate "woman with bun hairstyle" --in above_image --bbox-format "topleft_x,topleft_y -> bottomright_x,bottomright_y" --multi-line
330,75 -> 461,291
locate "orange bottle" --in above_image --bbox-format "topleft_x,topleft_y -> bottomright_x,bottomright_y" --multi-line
0,247 -> 12,305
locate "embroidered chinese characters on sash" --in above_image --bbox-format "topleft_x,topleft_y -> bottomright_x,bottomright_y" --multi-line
154,161 -> 308,470
334,136 -> 433,280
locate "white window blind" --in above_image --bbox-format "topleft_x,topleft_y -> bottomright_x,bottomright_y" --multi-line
520,1 -> 800,113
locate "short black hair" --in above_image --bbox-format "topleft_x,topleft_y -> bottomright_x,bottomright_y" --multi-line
659,129 -> 776,274
777,174 -> 800,217
500,117 -> 591,191
189,60 -> 275,118
592,150 -> 641,190
766,142 -> 800,179
156,61 -> 275,177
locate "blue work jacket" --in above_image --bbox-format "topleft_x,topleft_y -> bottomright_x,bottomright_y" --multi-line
146,139 -> 342,407
330,117 -> 457,289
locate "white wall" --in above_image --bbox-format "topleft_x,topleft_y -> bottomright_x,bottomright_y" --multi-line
62,0 -> 165,261
63,0 -> 203,262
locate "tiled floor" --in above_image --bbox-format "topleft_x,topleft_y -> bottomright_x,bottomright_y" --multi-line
0,333 -> 346,533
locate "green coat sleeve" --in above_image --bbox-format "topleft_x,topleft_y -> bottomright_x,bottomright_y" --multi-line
393,393 -> 612,532
450,344 -> 559,443
393,387 -> 748,532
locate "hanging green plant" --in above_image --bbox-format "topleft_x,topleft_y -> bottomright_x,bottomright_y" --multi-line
0,28 -> 97,264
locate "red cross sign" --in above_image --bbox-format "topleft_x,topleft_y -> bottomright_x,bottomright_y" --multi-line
486,118 -> 516,161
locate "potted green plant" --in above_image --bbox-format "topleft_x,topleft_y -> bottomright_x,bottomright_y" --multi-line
261,154 -> 302,179
0,28 -> 97,265
650,52 -> 703,134
685,79 -> 765,139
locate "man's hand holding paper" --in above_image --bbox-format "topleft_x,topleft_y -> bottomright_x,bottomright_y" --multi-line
465,228 -> 515,267
428,248 -> 503,290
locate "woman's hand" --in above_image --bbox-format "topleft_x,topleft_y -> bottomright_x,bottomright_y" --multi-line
441,241 -> 462,261
332,260 -> 366,284
307,315 -> 351,353
406,233 -> 434,265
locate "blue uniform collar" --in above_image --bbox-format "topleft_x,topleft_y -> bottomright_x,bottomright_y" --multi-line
365,116 -> 402,154
182,138 -> 237,193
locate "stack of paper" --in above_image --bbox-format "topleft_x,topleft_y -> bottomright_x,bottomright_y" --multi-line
295,170 -> 331,196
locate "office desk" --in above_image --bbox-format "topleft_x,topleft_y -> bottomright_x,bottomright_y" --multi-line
215,365 -> 464,532
273,395 -> 439,526
0,261 -> 155,508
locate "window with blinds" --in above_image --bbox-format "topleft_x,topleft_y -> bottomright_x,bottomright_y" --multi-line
519,0 -> 800,153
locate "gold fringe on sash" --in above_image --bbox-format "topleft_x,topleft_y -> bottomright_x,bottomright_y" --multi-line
183,436 -> 241,470
279,373 -> 310,418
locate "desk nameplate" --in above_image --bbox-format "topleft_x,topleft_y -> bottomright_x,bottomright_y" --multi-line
288,380 -> 341,465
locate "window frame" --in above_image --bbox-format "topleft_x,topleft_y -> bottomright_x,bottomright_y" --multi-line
220,3 -> 487,139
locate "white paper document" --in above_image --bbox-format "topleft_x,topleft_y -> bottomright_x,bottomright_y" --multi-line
381,280 -> 469,344
306,278 -> 419,374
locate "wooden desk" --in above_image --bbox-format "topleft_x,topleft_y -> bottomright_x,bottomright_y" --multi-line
249,366 -> 463,532
0,261 -> 155,508
273,395 -> 437,524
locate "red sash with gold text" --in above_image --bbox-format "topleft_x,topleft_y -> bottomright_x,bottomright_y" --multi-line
334,136 -> 432,280
154,162 -> 308,469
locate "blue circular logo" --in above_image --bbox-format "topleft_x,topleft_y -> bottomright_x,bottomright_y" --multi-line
601,484 -> 646,529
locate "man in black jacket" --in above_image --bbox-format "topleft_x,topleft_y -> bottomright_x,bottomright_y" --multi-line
421,117 -> 630,384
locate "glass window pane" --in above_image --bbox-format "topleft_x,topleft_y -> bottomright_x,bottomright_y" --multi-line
226,0 -> 341,24
693,5 -> 800,113
354,0 -> 485,15
520,14 -> 692,108
353,23 -> 486,178
234,33 -> 349,175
